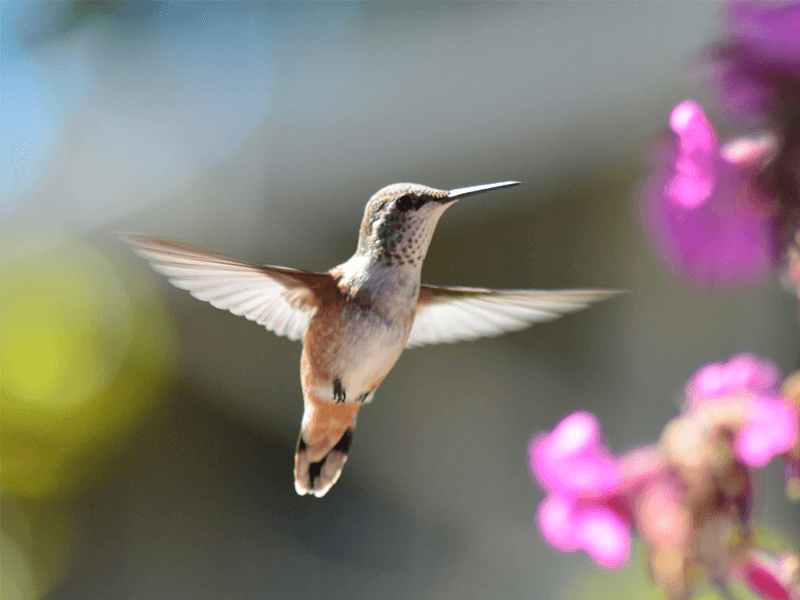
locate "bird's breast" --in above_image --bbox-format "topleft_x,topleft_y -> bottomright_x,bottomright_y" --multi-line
302,299 -> 414,404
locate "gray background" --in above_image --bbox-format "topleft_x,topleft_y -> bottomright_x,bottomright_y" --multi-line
4,3 -> 798,599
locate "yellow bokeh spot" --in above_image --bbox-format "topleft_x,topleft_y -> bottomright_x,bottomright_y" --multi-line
0,233 -> 177,496
1,241 -> 131,413
4,320 -> 103,406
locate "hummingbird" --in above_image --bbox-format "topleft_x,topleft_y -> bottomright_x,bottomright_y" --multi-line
122,181 -> 617,497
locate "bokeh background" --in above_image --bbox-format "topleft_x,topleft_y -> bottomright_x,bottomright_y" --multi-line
2,3 -> 798,599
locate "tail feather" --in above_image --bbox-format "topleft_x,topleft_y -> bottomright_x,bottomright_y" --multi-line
294,398 -> 359,497
295,427 -> 354,497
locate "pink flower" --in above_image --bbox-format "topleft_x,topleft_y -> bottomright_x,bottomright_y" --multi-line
638,100 -> 781,288
685,352 -> 781,405
536,494 -> 631,569
528,411 -> 620,496
666,101 -> 718,209
529,354 -> 800,597
684,353 -> 798,467
529,412 -> 632,569
737,396 -> 799,467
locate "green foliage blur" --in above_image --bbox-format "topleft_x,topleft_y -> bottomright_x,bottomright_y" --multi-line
1,233 -> 178,597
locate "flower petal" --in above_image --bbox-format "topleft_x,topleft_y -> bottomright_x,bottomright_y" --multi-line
666,100 -> 717,209
728,2 -> 800,65
536,494 -> 579,552
529,412 -> 620,495
735,397 -> 799,468
686,353 -> 780,406
575,507 -> 631,569
639,103 -> 780,288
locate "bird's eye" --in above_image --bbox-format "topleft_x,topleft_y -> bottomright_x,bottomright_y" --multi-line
395,194 -> 417,212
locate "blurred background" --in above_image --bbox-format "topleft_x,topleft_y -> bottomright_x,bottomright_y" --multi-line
2,3 -> 798,599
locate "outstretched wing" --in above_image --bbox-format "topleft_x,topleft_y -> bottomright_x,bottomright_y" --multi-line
121,234 -> 332,341
406,285 -> 619,348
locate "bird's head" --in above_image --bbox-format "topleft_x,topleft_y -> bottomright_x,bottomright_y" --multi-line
356,181 -> 520,267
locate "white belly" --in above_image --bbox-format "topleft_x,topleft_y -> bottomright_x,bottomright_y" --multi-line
338,313 -> 409,401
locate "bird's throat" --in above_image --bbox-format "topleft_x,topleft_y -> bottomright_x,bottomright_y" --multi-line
337,255 -> 421,320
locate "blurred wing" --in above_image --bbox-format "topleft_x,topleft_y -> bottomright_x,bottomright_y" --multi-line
406,285 -> 620,348
121,234 -> 331,341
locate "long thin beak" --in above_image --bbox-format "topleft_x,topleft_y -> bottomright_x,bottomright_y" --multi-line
447,180 -> 521,200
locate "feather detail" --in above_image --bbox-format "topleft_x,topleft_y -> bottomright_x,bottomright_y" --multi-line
406,285 -> 621,348
121,233 -> 331,341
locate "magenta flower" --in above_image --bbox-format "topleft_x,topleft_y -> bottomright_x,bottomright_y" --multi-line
535,494 -> 631,569
529,354 -> 800,599
738,396 -> 799,467
735,550 -> 800,600
529,411 -> 620,496
685,352 -> 781,405
639,99 -> 781,288
529,412 -> 631,568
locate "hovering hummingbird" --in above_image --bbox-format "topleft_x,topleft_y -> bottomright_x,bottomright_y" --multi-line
123,181 -> 617,497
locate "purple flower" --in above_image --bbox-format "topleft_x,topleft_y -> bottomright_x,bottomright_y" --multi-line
711,2 -> 800,123
639,99 -> 781,287
706,1 -> 800,233
641,3 -> 800,288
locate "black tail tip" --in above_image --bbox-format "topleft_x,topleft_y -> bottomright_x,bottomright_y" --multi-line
294,428 -> 354,498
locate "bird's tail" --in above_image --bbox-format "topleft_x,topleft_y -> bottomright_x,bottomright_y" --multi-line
294,397 -> 360,497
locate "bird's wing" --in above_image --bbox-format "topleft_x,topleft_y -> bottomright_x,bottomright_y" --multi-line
121,234 -> 332,341
406,285 -> 620,348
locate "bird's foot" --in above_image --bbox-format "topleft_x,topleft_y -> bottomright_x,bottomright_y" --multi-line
333,377 -> 346,403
